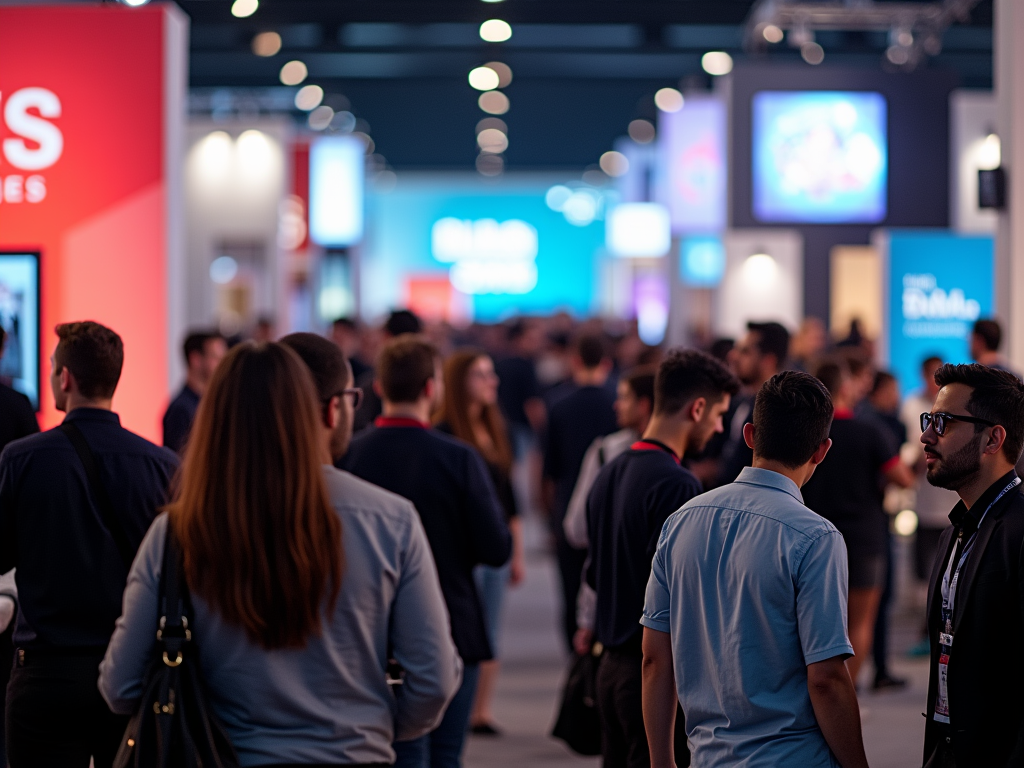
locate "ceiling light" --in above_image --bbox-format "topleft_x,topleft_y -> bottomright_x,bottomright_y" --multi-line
118,0 -> 151,6
468,66 -> 500,91
480,19 -> 512,43
279,60 -> 308,86
701,51 -> 733,76
295,85 -> 324,111
485,61 -> 513,88
977,132 -> 1001,170
654,88 -> 684,113
599,151 -> 629,177
478,91 -> 510,115
231,0 -> 258,18
476,117 -> 508,134
762,24 -> 784,44
801,42 -> 825,65
252,31 -> 282,57
628,119 -> 656,144
742,252 -> 778,284
885,45 -> 910,66
477,128 -> 509,154
308,106 -> 335,131
476,153 -> 504,176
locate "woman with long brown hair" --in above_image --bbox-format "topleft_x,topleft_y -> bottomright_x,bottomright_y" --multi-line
100,342 -> 460,766
435,349 -> 525,736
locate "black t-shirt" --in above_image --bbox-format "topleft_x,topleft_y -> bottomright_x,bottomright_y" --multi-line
0,382 -> 38,453
435,421 -> 518,521
585,444 -> 703,649
801,413 -> 899,559
495,355 -> 540,428
543,384 -> 617,524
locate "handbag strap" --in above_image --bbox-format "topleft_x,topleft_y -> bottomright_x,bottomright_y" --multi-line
156,522 -> 192,668
59,421 -> 134,571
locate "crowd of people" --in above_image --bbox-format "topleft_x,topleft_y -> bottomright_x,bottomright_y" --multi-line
0,309 -> 1023,768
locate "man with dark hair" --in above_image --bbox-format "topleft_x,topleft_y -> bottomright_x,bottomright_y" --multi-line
330,316 -> 371,381
714,320 -> 791,486
352,309 -> 423,433
162,330 -> 227,453
802,358 -> 913,688
0,321 -> 178,768
643,371 -> 868,768
970,318 -> 1004,367
585,350 -> 739,768
543,332 -> 617,651
0,325 -> 38,768
341,334 -> 510,768
920,363 -> 1024,766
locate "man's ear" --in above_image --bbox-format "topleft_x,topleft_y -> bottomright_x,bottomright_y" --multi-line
985,425 -> 1007,457
423,377 -> 436,401
743,421 -> 755,450
372,379 -> 383,398
59,366 -> 73,394
688,396 -> 707,423
810,438 -> 832,466
324,395 -> 341,430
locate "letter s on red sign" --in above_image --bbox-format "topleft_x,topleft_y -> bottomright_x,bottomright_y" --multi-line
3,88 -> 64,171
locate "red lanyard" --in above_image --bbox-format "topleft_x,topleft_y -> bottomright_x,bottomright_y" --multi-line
630,439 -> 681,465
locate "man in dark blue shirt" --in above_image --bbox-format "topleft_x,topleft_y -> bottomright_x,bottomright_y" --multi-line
585,349 -> 739,768
341,334 -> 510,768
162,330 -> 226,453
0,322 -> 179,768
543,333 -> 618,651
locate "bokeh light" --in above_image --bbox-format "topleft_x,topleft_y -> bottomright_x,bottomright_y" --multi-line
479,19 -> 512,43
295,84 -> 324,111
485,61 -> 513,88
478,91 -> 510,115
469,66 -> 500,91
599,151 -> 630,177
279,60 -> 308,86
231,0 -> 258,18
701,51 -> 734,76
628,119 -> 656,144
654,87 -> 684,113
252,31 -> 282,57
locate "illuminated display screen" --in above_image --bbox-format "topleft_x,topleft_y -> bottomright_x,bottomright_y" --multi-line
753,91 -> 887,224
0,252 -> 40,409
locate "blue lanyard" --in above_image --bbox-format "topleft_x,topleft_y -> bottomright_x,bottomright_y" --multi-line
941,476 -> 1022,628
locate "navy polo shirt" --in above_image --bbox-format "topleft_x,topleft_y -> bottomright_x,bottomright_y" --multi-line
0,408 -> 179,648
162,384 -> 200,453
586,441 -> 703,651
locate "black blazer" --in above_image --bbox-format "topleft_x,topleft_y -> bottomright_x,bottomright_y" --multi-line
923,474 -> 1024,767
340,423 -> 512,664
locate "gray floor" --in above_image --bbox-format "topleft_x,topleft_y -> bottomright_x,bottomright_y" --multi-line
466,519 -> 930,768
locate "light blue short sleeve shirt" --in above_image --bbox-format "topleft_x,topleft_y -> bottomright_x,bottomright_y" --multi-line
641,466 -> 853,768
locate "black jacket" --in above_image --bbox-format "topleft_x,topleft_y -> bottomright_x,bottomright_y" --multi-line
340,421 -> 511,663
923,471 -> 1024,767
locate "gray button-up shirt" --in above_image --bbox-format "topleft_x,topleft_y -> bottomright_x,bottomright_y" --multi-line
100,466 -> 461,767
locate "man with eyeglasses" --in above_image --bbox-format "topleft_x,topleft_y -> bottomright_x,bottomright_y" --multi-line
919,363 -> 1024,768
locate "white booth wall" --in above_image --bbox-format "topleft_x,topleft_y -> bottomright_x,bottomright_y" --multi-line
950,90 -> 998,234
184,119 -> 291,335
714,229 -> 804,339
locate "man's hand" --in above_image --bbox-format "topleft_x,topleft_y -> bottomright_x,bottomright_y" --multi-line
807,656 -> 869,768
0,595 -> 15,634
573,627 -> 593,656
642,627 -> 678,768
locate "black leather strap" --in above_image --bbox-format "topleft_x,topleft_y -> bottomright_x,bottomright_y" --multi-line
59,421 -> 135,570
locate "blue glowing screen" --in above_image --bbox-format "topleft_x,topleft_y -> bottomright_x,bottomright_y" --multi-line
680,236 -> 725,287
753,91 -> 887,224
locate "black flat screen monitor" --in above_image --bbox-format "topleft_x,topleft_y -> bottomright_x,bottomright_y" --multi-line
0,251 -> 41,409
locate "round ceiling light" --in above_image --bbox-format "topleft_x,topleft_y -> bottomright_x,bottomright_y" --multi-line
654,87 -> 684,113
252,31 -> 282,57
701,51 -> 734,76
279,60 -> 308,86
479,19 -> 512,43
231,0 -> 258,18
478,91 -> 510,115
468,66 -> 500,91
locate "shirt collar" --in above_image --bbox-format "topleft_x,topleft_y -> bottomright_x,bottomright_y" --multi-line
735,466 -> 804,504
630,438 -> 680,464
62,407 -> 120,426
948,469 -> 1020,531
375,416 -> 430,429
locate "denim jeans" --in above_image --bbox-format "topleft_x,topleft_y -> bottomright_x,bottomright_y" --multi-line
474,564 -> 510,657
393,663 -> 480,768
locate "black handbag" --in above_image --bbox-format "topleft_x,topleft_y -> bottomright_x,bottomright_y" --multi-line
550,643 -> 603,756
113,524 -> 240,768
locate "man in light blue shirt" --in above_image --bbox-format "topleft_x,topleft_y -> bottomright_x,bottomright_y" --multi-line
641,371 -> 868,768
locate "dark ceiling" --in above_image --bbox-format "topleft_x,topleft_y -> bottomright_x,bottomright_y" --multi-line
177,0 -> 994,170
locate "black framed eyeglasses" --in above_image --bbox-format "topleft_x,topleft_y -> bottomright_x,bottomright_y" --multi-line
329,387 -> 363,410
920,411 -> 996,436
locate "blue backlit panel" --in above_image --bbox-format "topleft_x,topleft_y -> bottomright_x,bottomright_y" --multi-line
753,91 -> 887,224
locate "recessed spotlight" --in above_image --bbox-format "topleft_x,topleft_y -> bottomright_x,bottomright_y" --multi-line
654,88 -> 684,113
478,91 -> 510,115
469,66 -> 500,91
701,51 -> 733,76
480,19 -> 512,43
280,60 -> 308,86
252,31 -> 282,57
231,0 -> 258,18
762,24 -> 784,44
484,61 -> 513,88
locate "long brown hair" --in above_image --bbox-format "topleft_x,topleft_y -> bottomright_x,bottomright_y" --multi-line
436,349 -> 513,472
168,342 -> 342,650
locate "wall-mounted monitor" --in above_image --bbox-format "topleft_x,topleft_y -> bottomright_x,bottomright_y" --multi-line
753,91 -> 887,224
0,252 -> 40,409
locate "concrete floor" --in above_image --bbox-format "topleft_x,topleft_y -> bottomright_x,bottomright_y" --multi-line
466,519 -> 931,768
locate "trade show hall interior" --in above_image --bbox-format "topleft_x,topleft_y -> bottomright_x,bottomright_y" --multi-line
2,0 -> 1024,767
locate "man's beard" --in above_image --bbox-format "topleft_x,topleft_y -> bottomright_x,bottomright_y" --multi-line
330,422 -> 351,463
926,433 -> 983,490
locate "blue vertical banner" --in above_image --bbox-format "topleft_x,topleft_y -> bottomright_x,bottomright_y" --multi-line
887,231 -> 994,395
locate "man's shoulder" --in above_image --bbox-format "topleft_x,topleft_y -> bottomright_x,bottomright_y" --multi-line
0,426 -> 66,461
164,386 -> 198,414
348,424 -> 472,460
322,466 -> 418,523
680,481 -> 839,539
0,382 -> 32,411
